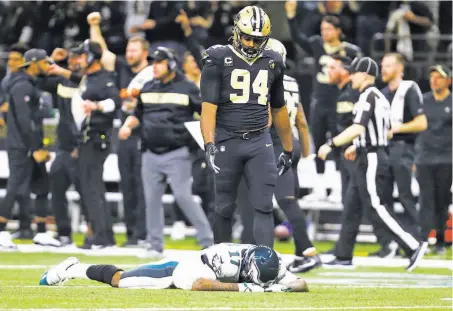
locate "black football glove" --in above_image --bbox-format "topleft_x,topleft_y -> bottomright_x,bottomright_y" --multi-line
277,150 -> 293,176
205,142 -> 220,174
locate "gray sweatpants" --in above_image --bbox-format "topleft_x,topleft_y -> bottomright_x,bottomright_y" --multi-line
142,147 -> 213,252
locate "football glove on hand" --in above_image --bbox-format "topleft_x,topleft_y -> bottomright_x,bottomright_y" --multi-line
264,284 -> 292,292
277,150 -> 293,176
238,283 -> 265,292
205,142 -> 220,174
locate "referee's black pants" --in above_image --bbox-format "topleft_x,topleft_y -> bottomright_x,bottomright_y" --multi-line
118,136 -> 146,241
78,139 -> 114,246
335,148 -> 421,260
49,149 -> 87,238
416,163 -> 452,245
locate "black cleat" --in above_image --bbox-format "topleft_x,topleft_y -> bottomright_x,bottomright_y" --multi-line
288,255 -> 322,273
406,242 -> 428,272
323,258 -> 355,269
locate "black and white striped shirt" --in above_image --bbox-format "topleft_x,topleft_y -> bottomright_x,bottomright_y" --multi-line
353,86 -> 391,148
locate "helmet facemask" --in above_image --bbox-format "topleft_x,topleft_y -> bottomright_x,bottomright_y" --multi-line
233,27 -> 270,59
231,6 -> 272,60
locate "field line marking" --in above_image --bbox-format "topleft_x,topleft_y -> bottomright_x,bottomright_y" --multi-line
2,307 -> 452,310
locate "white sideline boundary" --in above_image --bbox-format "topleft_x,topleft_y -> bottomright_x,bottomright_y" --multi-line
0,246 -> 451,270
2,307 -> 452,311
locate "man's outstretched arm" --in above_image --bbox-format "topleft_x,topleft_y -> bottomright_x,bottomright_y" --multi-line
191,278 -> 264,292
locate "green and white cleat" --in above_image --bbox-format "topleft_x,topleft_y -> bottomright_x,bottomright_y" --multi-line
39,257 -> 79,286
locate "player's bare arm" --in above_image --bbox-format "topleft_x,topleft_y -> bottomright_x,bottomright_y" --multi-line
392,114 -> 427,134
272,105 -> 293,153
295,104 -> 310,157
192,278 -> 239,292
201,102 -> 217,144
87,12 -> 116,71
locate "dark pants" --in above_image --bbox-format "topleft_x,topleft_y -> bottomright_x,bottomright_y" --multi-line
213,130 -> 277,248
174,148 -> 215,225
416,163 -> 452,245
118,136 -> 146,241
0,149 -> 49,223
310,101 -> 337,174
49,150 -> 87,237
335,148 -> 420,260
388,141 -> 420,240
339,147 -> 355,207
78,140 -> 113,246
239,139 -> 313,255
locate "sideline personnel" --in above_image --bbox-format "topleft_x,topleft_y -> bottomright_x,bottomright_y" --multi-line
0,49 -> 59,248
416,65 -> 452,255
72,40 -> 121,249
119,47 -> 214,258
318,57 -> 428,272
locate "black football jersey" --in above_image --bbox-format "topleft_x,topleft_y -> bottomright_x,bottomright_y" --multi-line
288,18 -> 361,106
201,45 -> 285,133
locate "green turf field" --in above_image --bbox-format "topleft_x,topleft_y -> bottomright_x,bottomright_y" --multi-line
0,234 -> 451,311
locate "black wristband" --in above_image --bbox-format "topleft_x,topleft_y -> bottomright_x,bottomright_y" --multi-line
283,150 -> 293,156
326,138 -> 336,148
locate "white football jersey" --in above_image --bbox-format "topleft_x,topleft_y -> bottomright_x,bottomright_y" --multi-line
201,243 -> 288,283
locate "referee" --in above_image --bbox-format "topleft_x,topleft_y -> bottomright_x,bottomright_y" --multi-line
318,57 -> 428,272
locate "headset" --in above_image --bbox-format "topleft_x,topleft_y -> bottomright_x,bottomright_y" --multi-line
156,47 -> 178,72
82,39 -> 103,67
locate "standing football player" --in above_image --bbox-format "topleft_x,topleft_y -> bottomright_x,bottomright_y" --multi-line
239,38 -> 321,273
285,0 -> 361,202
200,6 -> 294,248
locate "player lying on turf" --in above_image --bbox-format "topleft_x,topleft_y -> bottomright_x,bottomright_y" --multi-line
39,244 -> 308,292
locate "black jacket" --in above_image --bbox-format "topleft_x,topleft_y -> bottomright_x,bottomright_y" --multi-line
134,71 -> 201,154
79,69 -> 121,140
37,76 -> 80,152
3,71 -> 44,151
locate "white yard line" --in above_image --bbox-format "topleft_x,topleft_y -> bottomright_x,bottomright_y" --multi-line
1,307 -> 452,311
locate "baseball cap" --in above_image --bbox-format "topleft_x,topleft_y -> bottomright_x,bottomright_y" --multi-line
149,47 -> 175,62
71,40 -> 103,60
429,65 -> 452,78
19,49 -> 53,68
350,56 -> 379,77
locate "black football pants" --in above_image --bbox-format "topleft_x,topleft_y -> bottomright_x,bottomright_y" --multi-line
213,130 -> 277,248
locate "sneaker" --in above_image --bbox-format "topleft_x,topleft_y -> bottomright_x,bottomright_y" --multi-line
39,257 -> 79,286
11,228 -> 34,240
0,231 -> 17,249
288,255 -> 322,273
33,232 -> 62,247
141,249 -> 164,260
170,221 -> 186,241
406,242 -> 428,272
323,258 -> 355,269
368,241 -> 398,259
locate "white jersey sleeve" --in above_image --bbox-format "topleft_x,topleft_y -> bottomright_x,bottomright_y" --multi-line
172,254 -> 216,290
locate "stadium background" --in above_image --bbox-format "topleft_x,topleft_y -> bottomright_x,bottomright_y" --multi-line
0,0 -> 451,242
